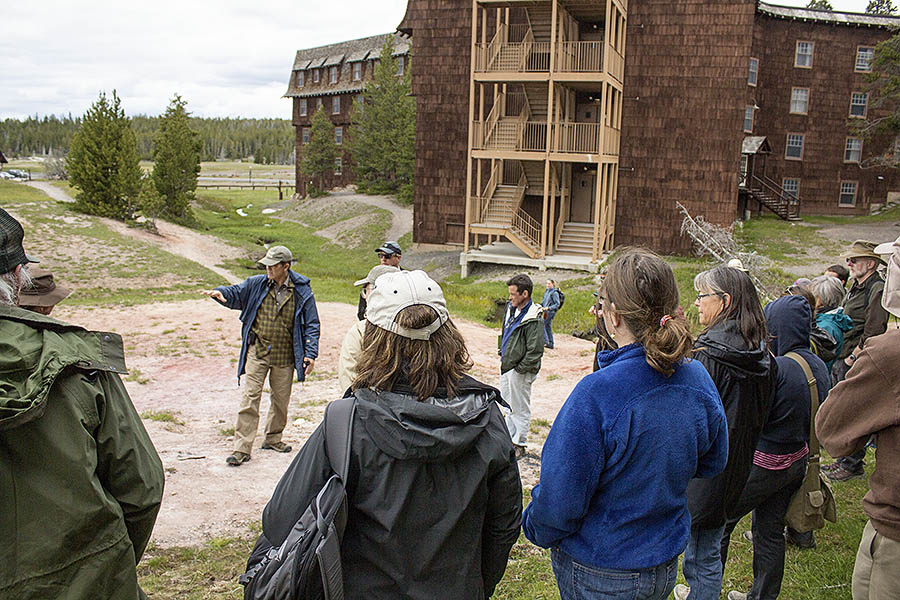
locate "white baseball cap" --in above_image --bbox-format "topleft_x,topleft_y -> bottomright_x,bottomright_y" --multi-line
875,236 -> 900,318
365,270 -> 449,340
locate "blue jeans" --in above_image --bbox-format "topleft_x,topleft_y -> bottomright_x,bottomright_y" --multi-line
552,547 -> 677,600
543,311 -> 556,348
682,525 -> 726,600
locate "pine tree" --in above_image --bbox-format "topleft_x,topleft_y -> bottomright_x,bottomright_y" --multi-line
152,94 -> 201,221
301,107 -> 337,195
806,0 -> 833,10
68,91 -> 142,220
867,0 -> 897,14
349,38 -> 415,196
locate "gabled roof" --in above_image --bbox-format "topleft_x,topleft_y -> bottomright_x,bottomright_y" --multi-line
285,32 -> 410,98
758,1 -> 900,27
742,136 -> 772,155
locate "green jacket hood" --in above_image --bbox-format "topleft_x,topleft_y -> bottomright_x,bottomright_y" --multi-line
0,305 -> 127,431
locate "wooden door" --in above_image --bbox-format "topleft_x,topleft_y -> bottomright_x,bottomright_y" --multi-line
570,169 -> 595,222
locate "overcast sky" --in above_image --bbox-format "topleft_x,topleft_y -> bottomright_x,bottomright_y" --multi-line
0,0 -> 876,121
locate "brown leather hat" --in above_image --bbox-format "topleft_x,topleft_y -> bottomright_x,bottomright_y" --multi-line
18,266 -> 71,307
838,240 -> 886,265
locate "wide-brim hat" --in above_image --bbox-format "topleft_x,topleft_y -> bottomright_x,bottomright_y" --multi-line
366,270 -> 449,340
0,208 -> 40,274
839,240 -> 886,265
354,264 -> 400,287
18,266 -> 70,307
258,245 -> 296,266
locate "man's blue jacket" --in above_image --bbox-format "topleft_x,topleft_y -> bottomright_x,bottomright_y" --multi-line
214,271 -> 320,382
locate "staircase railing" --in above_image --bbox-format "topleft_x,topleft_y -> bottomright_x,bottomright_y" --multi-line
509,170 -> 541,251
520,28 -> 534,72
483,91 -> 504,149
480,160 -> 503,221
749,174 -> 801,219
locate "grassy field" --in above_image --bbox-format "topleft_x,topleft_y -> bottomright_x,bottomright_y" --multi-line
1,180 -> 223,305
138,454 -> 874,599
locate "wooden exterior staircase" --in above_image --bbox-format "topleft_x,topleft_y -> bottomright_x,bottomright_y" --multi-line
746,174 -> 801,221
556,222 -> 595,256
471,160 -> 542,257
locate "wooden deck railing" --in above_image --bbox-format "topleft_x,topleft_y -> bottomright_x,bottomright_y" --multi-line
553,122 -> 602,154
556,41 -> 604,73
608,47 -> 625,83
473,40 -> 551,73
603,127 -> 620,156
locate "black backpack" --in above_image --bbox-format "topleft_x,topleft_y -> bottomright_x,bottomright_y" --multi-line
557,289 -> 565,310
239,398 -> 356,600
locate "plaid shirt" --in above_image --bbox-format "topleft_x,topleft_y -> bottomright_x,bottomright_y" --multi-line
250,280 -> 295,367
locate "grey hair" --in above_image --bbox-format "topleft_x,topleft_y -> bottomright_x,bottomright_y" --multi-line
809,275 -> 845,311
0,265 -> 33,306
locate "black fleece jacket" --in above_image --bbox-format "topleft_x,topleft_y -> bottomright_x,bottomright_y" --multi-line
254,375 -> 522,599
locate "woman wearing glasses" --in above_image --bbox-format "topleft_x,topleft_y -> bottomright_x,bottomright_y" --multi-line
674,266 -> 775,600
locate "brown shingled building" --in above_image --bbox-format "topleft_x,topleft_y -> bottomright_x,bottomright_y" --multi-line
285,33 -> 410,197
392,0 -> 900,272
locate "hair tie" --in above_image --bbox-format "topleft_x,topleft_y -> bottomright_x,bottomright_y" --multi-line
659,314 -> 673,328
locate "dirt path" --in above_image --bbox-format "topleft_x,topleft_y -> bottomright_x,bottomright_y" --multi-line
23,180 -> 73,204
54,299 -> 594,547
328,189 -> 413,242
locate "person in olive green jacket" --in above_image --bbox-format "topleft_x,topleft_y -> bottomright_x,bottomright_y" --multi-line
0,207 -> 164,600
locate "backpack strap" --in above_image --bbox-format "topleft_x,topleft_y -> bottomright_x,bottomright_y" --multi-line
323,397 -> 356,482
784,351 -> 820,460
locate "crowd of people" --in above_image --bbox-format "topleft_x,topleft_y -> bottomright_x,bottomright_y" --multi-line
2,202 -> 899,600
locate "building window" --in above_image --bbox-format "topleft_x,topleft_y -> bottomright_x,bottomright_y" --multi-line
396,56 -> 405,76
335,157 -> 343,175
302,128 -> 310,145
845,137 -> 862,163
856,46 -> 874,72
743,106 -> 754,133
316,98 -> 323,111
786,133 -> 804,160
296,71 -> 305,87
335,126 -> 343,145
299,98 -> 307,116
313,69 -> 320,83
332,97 -> 341,114
839,181 -> 858,206
790,88 -> 809,114
795,41 -> 814,68
783,178 -> 800,204
748,57 -> 759,86
850,92 -> 868,117
353,62 -> 362,80
330,66 -> 338,84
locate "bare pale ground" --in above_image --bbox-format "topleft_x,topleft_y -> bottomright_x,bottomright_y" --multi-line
54,300 -> 594,547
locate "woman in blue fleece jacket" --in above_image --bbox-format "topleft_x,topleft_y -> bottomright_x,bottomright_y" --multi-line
523,249 -> 729,600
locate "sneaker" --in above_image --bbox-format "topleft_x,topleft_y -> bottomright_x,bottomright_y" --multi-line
785,528 -> 816,549
261,441 -> 292,453
514,444 -> 527,459
742,530 -> 753,543
673,584 -> 690,600
727,592 -> 747,600
824,463 -> 864,482
226,451 -> 251,466
821,462 -> 839,473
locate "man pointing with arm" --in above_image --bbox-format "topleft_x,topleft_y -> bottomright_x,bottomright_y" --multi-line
203,245 -> 320,467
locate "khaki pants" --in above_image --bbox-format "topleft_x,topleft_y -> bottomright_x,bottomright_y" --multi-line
234,345 -> 294,455
500,369 -> 536,446
853,520 -> 900,600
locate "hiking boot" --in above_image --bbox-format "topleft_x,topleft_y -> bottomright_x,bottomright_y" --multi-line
673,584 -> 690,600
226,451 -> 251,466
821,461 -> 839,473
785,528 -> 816,549
727,592 -> 747,600
261,441 -> 292,453
824,463 -> 863,482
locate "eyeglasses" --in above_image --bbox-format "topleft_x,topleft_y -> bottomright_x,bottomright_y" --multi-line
696,292 -> 721,301
847,258 -> 859,265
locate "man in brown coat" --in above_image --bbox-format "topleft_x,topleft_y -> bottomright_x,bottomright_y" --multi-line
816,236 -> 900,600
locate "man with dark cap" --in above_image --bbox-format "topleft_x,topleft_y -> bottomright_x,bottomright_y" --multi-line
0,208 -> 164,599
825,240 -> 889,482
357,241 -> 403,320
203,245 -> 320,466
17,266 -> 71,315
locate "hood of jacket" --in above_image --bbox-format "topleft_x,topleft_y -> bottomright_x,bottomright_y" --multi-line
764,295 -> 812,356
817,308 -> 853,333
507,300 -> 544,325
695,318 -> 771,377
0,305 -> 127,431
353,375 -> 506,461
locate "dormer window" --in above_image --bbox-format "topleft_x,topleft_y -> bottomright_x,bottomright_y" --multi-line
330,66 -> 338,84
353,62 -> 362,81
296,71 -> 305,87
313,69 -> 320,83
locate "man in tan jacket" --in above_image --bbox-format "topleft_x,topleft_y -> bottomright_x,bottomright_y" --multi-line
816,235 -> 900,600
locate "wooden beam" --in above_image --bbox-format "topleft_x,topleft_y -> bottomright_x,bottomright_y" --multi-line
464,0 -> 479,254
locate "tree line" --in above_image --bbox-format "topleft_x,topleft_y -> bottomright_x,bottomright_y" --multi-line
0,114 -> 295,165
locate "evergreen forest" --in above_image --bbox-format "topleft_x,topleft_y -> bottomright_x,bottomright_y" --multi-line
0,114 -> 295,164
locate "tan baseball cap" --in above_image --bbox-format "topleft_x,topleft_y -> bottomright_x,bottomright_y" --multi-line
354,265 -> 400,287
365,270 -> 449,340
258,245 -> 295,266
